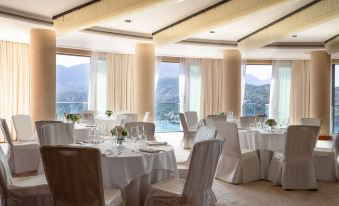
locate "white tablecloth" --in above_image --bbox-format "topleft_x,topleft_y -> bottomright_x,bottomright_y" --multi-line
90,141 -> 178,206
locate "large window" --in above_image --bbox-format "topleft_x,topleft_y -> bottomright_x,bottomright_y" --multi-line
333,64 -> 339,133
56,54 -> 90,118
242,65 -> 272,116
155,62 -> 181,132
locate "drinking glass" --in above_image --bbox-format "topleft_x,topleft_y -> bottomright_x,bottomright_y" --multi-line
130,126 -> 139,149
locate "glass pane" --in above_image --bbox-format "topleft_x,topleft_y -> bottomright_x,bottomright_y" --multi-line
334,65 -> 339,132
242,65 -> 272,116
155,62 -> 180,132
56,54 -> 90,119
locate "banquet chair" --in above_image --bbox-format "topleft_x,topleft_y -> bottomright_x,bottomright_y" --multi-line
180,113 -> 196,149
205,115 -> 226,128
41,123 -> 75,146
125,122 -> 156,141
239,116 -> 256,129
12,114 -> 37,141
40,146 -> 124,206
144,139 -> 223,206
267,125 -> 320,189
185,111 -> 199,131
177,126 -> 217,179
35,121 -> 62,145
115,114 -> 127,125
122,113 -> 138,125
300,117 -> 322,127
215,122 -> 260,184
81,112 -> 95,124
0,118 -> 40,174
143,112 -> 151,122
0,147 -> 52,206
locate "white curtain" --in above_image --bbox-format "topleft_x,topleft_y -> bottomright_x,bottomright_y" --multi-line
0,40 -> 30,141
179,58 -> 202,115
269,60 -> 292,125
241,60 -> 247,115
88,53 -> 98,110
106,53 -> 134,112
289,60 -> 311,125
154,56 -> 162,92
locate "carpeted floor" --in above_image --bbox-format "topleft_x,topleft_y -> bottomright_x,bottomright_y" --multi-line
156,132 -> 339,206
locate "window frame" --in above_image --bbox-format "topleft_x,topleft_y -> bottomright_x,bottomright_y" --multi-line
332,64 -> 337,133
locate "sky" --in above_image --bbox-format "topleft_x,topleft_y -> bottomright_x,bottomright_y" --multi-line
246,65 -> 272,80
56,54 -> 90,67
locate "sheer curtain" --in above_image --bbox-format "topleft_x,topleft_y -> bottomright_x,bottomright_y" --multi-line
289,60 -> 311,124
154,56 -> 162,92
179,58 -> 202,114
200,59 -> 224,118
0,40 -> 30,141
106,53 -> 134,112
269,60 -> 292,124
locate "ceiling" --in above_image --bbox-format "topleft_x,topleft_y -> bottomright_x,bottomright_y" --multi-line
0,0 -> 338,59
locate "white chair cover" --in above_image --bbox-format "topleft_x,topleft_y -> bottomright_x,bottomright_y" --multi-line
35,121 -> 62,145
0,147 -> 52,206
239,116 -> 256,129
41,123 -> 75,146
205,115 -> 226,128
179,113 -> 196,149
267,125 -> 320,189
40,146 -> 123,206
143,112 -> 151,122
215,122 -> 260,184
81,112 -> 95,124
0,118 -> 40,174
122,113 -> 138,125
178,126 -> 217,179
125,122 -> 156,141
334,134 -> 339,180
115,114 -> 127,125
185,111 -> 199,131
144,139 -> 223,206
300,117 -> 322,127
12,115 -> 36,141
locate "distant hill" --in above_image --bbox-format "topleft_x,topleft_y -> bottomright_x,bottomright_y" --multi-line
56,64 -> 90,102
245,74 -> 270,86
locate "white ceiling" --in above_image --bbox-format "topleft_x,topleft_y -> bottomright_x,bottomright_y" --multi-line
0,0 -> 338,59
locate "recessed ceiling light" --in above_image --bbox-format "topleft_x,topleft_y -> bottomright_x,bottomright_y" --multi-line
292,34 -> 297,38
210,31 -> 215,34
124,19 -> 132,23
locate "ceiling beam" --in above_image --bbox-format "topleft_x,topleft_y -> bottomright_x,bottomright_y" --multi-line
152,0 -> 295,47
53,0 -> 170,35
53,0 -> 101,20
325,34 -> 339,54
238,0 -> 339,51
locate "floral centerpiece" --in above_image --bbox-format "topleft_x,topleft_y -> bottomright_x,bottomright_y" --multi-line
111,126 -> 128,147
66,114 -> 79,124
265,119 -> 277,130
105,110 -> 113,117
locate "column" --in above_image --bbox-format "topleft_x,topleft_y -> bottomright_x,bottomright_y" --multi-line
310,51 -> 331,136
223,49 -> 242,118
134,43 -> 155,122
30,29 -> 56,122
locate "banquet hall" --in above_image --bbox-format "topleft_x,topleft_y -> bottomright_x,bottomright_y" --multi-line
0,0 -> 338,206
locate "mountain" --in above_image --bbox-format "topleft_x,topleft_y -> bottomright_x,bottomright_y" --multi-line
56,64 -> 90,84
245,74 -> 270,86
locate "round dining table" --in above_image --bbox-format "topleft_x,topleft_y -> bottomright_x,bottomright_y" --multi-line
86,140 -> 178,206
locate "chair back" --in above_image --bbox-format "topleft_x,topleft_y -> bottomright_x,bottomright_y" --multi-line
333,134 -> 339,180
179,113 -> 189,133
122,113 -> 138,125
115,114 -> 127,125
35,121 -> 62,145
185,111 -> 198,131
239,116 -> 256,128
12,114 -> 34,141
41,146 -> 105,206
284,125 -> 320,162
143,112 -> 150,122
125,122 -> 156,141
183,139 -> 223,203
205,115 -> 226,128
300,118 -> 322,127
193,126 -> 217,145
0,147 -> 13,198
0,119 -> 13,147
41,123 -> 75,146
215,121 -> 241,158
82,113 -> 95,124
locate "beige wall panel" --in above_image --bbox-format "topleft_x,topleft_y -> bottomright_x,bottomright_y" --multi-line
134,44 -> 155,122
223,50 -> 241,118
310,51 -> 331,136
30,29 -> 56,123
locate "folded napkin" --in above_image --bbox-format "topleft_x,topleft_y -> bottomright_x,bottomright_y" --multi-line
139,148 -> 160,153
146,141 -> 168,146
